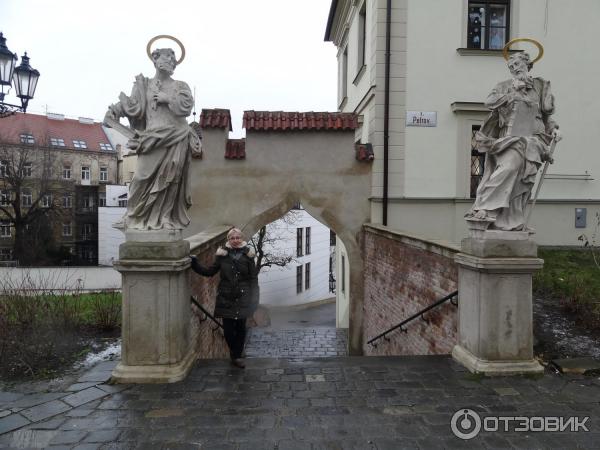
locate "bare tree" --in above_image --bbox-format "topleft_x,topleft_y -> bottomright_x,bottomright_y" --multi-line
0,144 -> 69,265
249,209 -> 301,273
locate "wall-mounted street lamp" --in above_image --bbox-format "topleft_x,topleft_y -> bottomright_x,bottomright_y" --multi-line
0,32 -> 40,118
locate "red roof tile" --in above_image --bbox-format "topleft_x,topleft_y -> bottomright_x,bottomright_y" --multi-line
243,111 -> 359,132
225,139 -> 246,160
355,143 -> 374,162
0,112 -> 114,152
199,109 -> 232,131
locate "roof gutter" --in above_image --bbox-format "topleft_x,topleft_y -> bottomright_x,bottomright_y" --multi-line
324,0 -> 339,41
383,0 -> 391,226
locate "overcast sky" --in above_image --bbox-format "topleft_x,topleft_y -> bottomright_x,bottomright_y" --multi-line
3,0 -> 337,138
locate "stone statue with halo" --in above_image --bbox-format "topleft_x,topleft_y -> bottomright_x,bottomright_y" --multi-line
105,35 -> 201,231
465,38 -> 561,233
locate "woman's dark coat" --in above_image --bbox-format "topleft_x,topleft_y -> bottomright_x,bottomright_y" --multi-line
191,243 -> 259,319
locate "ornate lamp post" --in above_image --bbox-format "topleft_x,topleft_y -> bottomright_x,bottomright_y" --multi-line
0,32 -> 40,118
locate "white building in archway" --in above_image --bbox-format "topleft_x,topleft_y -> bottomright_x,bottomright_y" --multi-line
257,208 -> 335,310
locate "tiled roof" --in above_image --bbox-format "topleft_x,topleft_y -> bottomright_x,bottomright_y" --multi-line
0,112 -> 114,152
225,139 -> 245,160
199,109 -> 232,131
243,111 -> 359,131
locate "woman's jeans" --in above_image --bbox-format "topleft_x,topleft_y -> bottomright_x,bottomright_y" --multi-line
222,318 -> 247,359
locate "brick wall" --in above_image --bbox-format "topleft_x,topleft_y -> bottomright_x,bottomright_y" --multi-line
363,224 -> 459,356
188,227 -> 230,359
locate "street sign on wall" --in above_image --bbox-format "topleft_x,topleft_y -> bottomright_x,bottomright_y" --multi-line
406,111 -> 437,127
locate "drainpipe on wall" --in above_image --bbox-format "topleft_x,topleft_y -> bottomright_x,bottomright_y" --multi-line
383,0 -> 391,226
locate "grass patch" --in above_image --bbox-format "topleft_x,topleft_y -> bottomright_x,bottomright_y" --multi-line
0,290 -> 121,380
534,248 -> 600,326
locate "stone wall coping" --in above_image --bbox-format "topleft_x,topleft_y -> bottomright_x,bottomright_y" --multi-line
363,223 -> 461,259
455,253 -> 544,272
186,225 -> 231,255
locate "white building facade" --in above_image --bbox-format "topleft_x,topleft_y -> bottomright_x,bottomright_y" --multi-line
257,210 -> 334,308
325,0 -> 600,246
98,185 -> 128,266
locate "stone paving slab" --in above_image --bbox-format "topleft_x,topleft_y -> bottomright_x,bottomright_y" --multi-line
20,400 -> 71,423
245,328 -> 348,358
0,413 -> 30,435
0,355 -> 598,448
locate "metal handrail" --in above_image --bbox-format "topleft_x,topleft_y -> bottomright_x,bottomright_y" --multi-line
367,290 -> 458,346
190,295 -> 223,329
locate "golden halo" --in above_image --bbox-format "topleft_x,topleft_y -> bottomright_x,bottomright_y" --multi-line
502,38 -> 544,64
146,35 -> 186,65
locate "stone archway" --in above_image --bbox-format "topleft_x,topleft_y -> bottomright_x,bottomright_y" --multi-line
185,110 -> 371,355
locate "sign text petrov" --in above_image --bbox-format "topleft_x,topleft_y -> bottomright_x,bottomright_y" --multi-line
406,111 -> 437,127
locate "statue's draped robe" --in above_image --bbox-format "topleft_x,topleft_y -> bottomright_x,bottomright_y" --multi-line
472,77 -> 557,230
118,75 -> 200,230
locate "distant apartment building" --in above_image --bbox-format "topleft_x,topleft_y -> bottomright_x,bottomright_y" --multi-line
258,207 -> 333,308
0,112 -> 118,265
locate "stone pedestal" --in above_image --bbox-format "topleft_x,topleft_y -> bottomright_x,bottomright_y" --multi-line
452,231 -> 544,375
112,232 -> 196,383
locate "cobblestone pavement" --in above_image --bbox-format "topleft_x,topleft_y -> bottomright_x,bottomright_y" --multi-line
1,355 -> 600,449
245,328 -> 348,358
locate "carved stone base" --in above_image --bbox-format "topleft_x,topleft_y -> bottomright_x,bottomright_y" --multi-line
453,235 -> 544,376
112,237 -> 193,384
453,345 -> 543,376
112,343 -> 199,383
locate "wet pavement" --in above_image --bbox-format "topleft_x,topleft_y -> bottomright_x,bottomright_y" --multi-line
245,301 -> 348,358
1,355 -> 600,449
245,328 -> 348,358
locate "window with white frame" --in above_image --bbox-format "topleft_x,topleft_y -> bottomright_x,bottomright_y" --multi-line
467,0 -> 510,50
83,194 -> 94,209
62,193 -> 72,208
0,190 -> 10,206
0,160 -> 7,178
99,192 -> 106,207
21,189 -> 32,207
20,162 -> 32,177
296,228 -> 304,257
0,247 -> 12,260
100,167 -> 108,182
357,3 -> 366,71
118,198 -> 127,207
305,262 -> 311,290
83,223 -> 93,240
340,47 -> 348,102
63,165 -> 71,179
62,222 -> 72,237
1,221 -> 11,238
50,137 -> 66,147
73,140 -> 87,149
99,143 -> 113,151
20,133 -> 34,144
296,265 -> 303,294
81,166 -> 90,180
41,194 -> 52,208
470,125 -> 486,198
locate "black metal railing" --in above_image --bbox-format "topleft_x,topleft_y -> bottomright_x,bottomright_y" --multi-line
367,290 -> 458,347
190,295 -> 223,329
